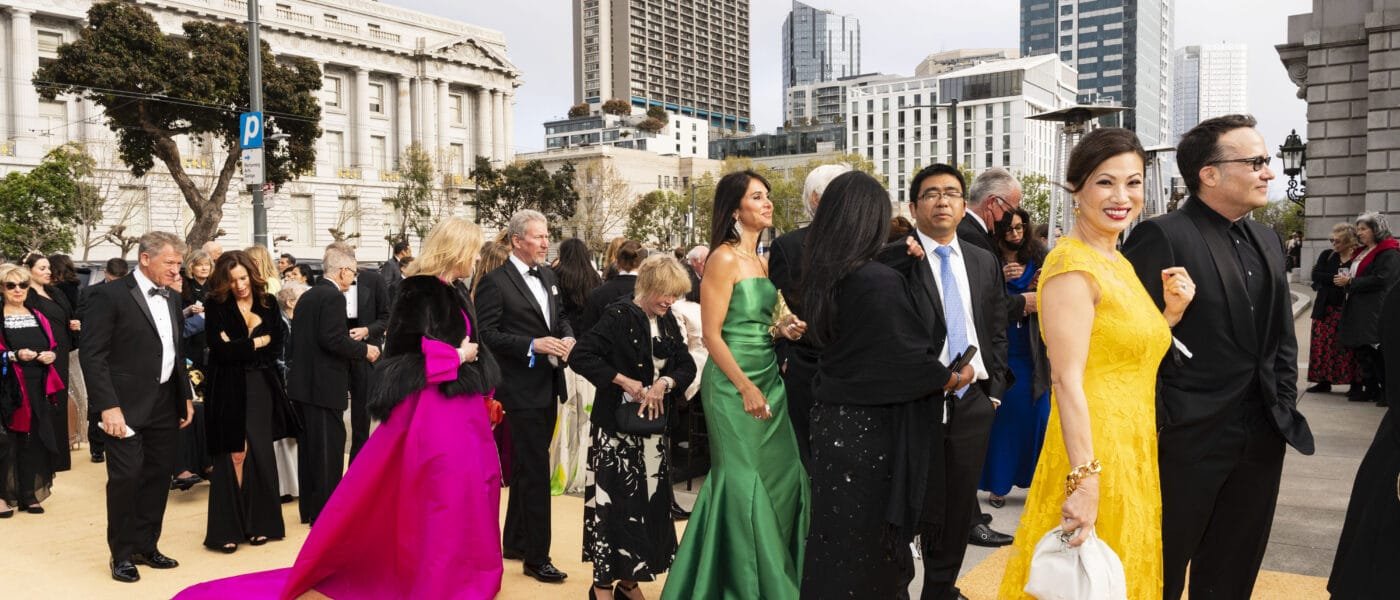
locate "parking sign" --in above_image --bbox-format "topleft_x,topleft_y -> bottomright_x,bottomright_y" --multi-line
239,112 -> 263,149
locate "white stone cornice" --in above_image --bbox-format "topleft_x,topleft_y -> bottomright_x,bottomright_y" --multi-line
424,36 -> 520,76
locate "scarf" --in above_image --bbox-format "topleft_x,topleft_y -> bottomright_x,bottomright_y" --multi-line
1354,238 -> 1399,277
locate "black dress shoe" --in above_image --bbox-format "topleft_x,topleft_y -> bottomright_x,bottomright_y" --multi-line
988,495 -> 1006,509
110,559 -> 140,583
670,501 -> 691,520
501,548 -> 524,561
90,453 -> 105,463
523,561 -> 568,583
979,512 -> 993,525
1305,382 -> 1331,393
172,474 -> 202,491
131,550 -> 179,569
968,523 -> 1013,547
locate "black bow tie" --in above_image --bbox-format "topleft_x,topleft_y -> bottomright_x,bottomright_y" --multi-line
527,267 -> 541,278
147,286 -> 170,299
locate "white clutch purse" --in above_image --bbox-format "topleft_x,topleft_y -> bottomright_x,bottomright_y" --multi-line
1024,528 -> 1128,600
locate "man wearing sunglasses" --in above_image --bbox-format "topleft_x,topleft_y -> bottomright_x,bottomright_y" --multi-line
1122,114 -> 1315,600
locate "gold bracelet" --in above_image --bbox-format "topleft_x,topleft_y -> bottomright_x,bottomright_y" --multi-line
1065,459 -> 1103,497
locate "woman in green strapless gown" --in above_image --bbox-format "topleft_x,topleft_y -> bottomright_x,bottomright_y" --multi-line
662,171 -> 810,600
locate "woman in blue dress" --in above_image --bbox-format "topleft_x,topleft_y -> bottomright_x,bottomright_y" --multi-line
979,207 -> 1051,508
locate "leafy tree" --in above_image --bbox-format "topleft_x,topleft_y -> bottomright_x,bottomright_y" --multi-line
1251,200 -> 1305,239
646,106 -> 667,121
567,103 -> 589,118
625,190 -> 689,247
601,99 -> 631,116
36,0 -> 322,249
383,144 -> 440,246
637,117 -> 665,133
469,157 -> 579,237
568,159 -> 634,253
1017,172 -> 1052,228
0,144 -> 95,257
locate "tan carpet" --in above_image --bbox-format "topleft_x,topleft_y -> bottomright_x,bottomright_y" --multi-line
8,449 -> 1330,598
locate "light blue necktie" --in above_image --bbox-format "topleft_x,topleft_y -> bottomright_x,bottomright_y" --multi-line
935,245 -> 970,396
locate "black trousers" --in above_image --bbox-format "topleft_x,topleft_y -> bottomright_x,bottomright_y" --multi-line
1161,401 -> 1286,600
503,405 -> 556,565
104,382 -> 179,562
920,386 -> 995,600
297,403 -> 345,525
205,372 -> 285,547
778,350 -> 816,468
347,359 -> 374,462
88,412 -> 105,456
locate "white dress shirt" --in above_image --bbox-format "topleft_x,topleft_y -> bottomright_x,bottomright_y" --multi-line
509,254 -> 551,329
916,230 -> 989,383
344,279 -> 359,319
132,268 -> 176,383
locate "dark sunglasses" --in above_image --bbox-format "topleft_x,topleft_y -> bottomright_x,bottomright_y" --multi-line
3,281 -> 30,291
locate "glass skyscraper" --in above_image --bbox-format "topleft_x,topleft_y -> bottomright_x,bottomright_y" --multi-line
781,1 -> 860,125
1020,0 -> 1173,146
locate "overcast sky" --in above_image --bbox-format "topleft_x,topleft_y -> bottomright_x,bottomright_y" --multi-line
393,0 -> 1314,187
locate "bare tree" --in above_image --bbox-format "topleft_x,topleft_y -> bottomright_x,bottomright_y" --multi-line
329,187 -> 366,243
568,159 -> 635,252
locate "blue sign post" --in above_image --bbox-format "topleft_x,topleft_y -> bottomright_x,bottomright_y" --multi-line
239,111 -> 264,149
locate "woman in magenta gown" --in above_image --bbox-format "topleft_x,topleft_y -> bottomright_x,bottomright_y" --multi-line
176,217 -> 504,599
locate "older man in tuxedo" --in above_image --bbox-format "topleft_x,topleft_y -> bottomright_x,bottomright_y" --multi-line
768,163 -> 851,466
325,242 -> 390,461
81,231 -> 195,583
288,249 -> 379,524
1124,114 -> 1314,599
476,209 -> 575,583
902,164 -> 1010,600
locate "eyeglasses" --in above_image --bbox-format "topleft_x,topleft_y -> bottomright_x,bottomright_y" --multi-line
1004,224 -> 1026,233
3,281 -> 30,291
1209,155 -> 1272,172
991,196 -> 1014,211
918,189 -> 964,202
1329,238 -> 1342,243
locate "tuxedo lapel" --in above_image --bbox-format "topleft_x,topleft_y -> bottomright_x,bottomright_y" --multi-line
125,277 -> 160,337
1184,201 -> 1258,350
504,264 -> 548,326
1249,220 -> 1285,343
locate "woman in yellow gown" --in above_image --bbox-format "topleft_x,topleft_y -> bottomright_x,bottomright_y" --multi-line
999,128 -> 1197,600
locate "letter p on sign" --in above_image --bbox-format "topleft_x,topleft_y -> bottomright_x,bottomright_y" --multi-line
239,112 -> 263,149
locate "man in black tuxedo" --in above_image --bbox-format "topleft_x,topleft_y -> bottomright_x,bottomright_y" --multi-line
80,257 -> 130,464
683,245 -> 707,303
903,164 -> 1010,600
1123,114 -> 1315,600
476,209 -> 575,583
769,163 -> 851,466
288,250 -> 379,524
326,242 -> 390,461
81,232 -> 195,583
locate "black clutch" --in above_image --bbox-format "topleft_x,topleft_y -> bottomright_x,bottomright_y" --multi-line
614,394 -> 667,436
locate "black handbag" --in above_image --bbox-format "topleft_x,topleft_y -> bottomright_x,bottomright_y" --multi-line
615,394 -> 667,435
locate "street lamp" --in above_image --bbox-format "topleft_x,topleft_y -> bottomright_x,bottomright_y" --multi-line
1278,129 -> 1307,206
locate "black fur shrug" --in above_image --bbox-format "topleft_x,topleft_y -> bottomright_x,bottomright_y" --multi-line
368,275 -> 501,420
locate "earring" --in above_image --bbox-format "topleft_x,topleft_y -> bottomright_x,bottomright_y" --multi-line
1072,202 -> 1080,215
733,216 -> 742,237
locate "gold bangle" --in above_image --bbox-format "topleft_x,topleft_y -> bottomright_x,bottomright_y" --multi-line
1065,459 -> 1103,497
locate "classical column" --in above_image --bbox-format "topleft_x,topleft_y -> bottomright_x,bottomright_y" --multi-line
422,76 -> 437,161
353,67 -> 371,169
475,87 -> 492,162
396,75 -> 411,163
82,99 -> 103,145
503,90 -> 514,162
437,79 -> 450,169
10,8 -> 38,159
491,89 -> 505,164
409,76 -> 423,146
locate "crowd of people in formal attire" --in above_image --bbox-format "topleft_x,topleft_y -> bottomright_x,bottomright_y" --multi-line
5,111 -> 1400,600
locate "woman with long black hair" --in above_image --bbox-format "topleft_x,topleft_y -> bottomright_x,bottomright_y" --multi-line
797,171 -> 965,597
22,254 -> 75,472
552,238 -> 605,496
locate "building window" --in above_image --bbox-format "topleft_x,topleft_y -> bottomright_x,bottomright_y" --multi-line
291,194 -> 314,245
38,101 -> 68,147
448,143 -> 465,175
371,135 -> 387,171
1060,4 -> 1073,14
324,76 -> 342,108
37,31 -> 63,67
1060,20 -> 1072,30
449,94 -> 464,124
369,82 -> 384,114
325,131 -> 344,170
338,196 -> 361,239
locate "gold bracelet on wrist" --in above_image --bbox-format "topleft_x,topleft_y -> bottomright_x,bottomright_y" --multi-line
1065,459 -> 1103,497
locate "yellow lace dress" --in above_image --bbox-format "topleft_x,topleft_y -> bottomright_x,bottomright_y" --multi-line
998,237 -> 1171,599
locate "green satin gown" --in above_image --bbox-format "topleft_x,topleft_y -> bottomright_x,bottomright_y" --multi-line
662,277 -> 811,600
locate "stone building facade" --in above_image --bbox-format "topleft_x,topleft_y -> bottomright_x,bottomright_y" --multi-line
0,0 -> 520,261
1277,0 -> 1400,269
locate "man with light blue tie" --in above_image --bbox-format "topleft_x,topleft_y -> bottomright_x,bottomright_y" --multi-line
903,164 -> 1010,600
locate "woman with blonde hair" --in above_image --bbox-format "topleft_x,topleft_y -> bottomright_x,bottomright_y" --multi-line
1307,223 -> 1364,396
177,217 -> 506,598
1,263 -> 65,516
243,245 -> 281,295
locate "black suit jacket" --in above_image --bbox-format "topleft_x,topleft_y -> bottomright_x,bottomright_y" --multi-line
476,260 -> 574,410
79,274 -> 193,429
352,268 -> 391,347
684,263 -> 702,303
959,215 -> 1028,319
886,233 -> 1010,400
769,226 -> 821,367
288,280 -> 368,410
1122,197 -> 1314,454
577,274 -> 636,336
